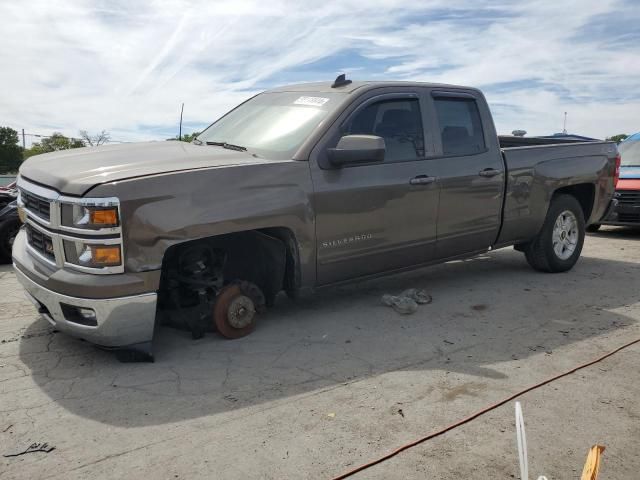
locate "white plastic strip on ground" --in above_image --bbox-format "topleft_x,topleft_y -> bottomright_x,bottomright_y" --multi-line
515,401 -> 529,480
515,401 -> 549,480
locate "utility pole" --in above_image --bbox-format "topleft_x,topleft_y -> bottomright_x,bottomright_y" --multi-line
179,103 -> 184,141
562,112 -> 568,135
21,128 -> 26,149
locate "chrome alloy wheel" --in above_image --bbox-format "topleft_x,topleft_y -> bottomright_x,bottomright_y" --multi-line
552,210 -> 579,260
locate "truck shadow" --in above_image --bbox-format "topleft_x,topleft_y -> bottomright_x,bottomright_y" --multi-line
16,248 -> 639,427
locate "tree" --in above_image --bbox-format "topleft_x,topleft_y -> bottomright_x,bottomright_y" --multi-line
0,126 -> 19,146
182,132 -> 200,143
606,134 -> 628,144
26,133 -> 85,157
79,130 -> 111,147
167,131 -> 200,143
0,126 -> 23,174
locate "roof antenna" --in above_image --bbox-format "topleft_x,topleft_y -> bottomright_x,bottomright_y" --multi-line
332,73 -> 352,88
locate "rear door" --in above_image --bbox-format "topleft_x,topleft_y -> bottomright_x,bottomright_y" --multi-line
309,88 -> 440,285
427,91 -> 505,259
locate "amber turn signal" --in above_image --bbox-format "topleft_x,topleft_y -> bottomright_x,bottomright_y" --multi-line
89,208 -> 119,226
92,246 -> 121,266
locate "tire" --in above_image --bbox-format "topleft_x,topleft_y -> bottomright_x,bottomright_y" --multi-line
586,224 -> 601,233
524,194 -> 585,273
0,219 -> 21,263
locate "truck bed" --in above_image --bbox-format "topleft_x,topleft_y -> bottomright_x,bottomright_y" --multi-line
496,141 -> 618,247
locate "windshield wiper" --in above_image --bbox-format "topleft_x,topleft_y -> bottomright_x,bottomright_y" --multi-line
206,141 -> 247,152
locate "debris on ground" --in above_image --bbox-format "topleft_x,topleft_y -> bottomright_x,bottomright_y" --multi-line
400,289 -> 433,305
4,443 -> 56,458
381,289 -> 432,315
581,445 -> 605,480
381,295 -> 418,314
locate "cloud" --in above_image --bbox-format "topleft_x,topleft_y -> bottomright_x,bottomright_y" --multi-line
0,0 -> 638,144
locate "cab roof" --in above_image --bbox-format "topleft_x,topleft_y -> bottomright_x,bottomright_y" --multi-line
266,80 -> 477,95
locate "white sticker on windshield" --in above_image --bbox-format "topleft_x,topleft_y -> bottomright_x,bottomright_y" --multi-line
294,96 -> 330,107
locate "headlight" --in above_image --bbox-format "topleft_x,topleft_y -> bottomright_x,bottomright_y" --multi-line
64,241 -> 122,268
59,196 -> 123,273
71,205 -> 119,229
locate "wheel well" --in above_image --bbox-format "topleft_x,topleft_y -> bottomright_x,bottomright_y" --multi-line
159,228 -> 299,305
256,227 -> 301,296
553,183 -> 595,222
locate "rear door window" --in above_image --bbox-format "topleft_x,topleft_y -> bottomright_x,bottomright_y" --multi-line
434,97 -> 486,156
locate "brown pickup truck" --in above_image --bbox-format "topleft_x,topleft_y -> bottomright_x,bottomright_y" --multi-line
13,76 -> 619,361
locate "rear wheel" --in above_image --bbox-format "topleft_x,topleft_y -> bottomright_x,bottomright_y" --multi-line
524,194 -> 585,273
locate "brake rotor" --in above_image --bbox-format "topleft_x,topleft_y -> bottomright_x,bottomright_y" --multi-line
213,283 -> 263,339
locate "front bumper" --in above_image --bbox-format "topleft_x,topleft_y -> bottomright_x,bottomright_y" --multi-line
14,263 -> 157,348
601,191 -> 640,226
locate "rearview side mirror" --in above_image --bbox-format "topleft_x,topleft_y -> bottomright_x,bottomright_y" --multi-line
327,135 -> 385,168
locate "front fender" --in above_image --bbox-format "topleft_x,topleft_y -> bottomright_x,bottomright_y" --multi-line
90,161 -> 316,289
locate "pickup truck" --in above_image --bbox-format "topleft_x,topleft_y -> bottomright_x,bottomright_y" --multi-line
13,76 -> 619,361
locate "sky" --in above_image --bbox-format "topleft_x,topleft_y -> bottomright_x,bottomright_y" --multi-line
1,0 -> 639,145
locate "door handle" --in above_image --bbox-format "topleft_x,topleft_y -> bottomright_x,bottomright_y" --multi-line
409,175 -> 437,185
478,168 -> 501,177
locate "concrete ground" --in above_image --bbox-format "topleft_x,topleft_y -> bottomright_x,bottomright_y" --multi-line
1,228 -> 639,479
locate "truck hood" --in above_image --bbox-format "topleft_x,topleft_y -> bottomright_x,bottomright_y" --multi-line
19,141 -> 268,196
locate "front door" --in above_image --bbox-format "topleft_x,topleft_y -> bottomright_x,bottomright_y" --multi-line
309,90 -> 440,285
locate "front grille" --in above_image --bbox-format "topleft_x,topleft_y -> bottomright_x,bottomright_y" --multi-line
25,224 -> 55,262
22,190 -> 51,221
616,190 -> 640,206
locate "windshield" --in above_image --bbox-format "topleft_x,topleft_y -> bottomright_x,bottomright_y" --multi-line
619,133 -> 640,166
196,92 -> 344,160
